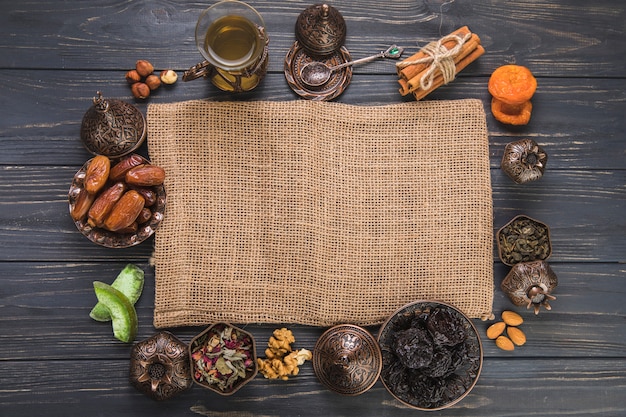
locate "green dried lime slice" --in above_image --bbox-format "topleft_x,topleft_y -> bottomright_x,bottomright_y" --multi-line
90,264 -> 144,322
93,281 -> 138,343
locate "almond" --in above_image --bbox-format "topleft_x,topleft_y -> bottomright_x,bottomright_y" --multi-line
502,310 -> 524,326
495,335 -> 515,351
507,326 -> 527,346
486,321 -> 506,339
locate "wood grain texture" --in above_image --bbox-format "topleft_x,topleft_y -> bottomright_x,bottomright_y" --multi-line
0,0 -> 624,416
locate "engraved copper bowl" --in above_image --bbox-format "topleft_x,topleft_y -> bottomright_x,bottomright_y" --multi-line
80,92 -> 147,158
312,324 -> 382,396
497,214 -> 552,267
129,331 -> 193,401
378,300 -> 483,411
68,155 -> 166,248
284,40 -> 353,101
188,323 -> 258,396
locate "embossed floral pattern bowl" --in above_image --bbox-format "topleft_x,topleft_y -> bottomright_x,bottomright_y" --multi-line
378,300 -> 483,410
189,323 -> 257,396
68,154 -> 166,248
312,324 -> 382,396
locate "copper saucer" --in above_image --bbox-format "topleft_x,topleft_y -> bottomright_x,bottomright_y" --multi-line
284,41 -> 352,101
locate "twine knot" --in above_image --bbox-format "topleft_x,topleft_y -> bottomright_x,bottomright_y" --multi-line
397,32 -> 472,91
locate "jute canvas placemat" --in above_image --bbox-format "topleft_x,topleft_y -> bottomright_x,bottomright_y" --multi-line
147,99 -> 493,328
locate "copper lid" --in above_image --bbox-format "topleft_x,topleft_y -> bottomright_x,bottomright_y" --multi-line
312,324 -> 382,396
80,91 -> 146,158
295,4 -> 346,56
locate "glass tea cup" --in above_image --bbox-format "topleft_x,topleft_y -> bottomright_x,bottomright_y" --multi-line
183,0 -> 269,92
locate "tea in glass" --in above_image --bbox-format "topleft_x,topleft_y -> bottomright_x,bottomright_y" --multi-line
187,0 -> 269,92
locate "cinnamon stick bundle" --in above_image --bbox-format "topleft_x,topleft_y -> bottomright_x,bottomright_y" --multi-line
397,26 -> 484,100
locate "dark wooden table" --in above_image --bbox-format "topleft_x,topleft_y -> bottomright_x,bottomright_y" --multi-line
1,1 -> 624,416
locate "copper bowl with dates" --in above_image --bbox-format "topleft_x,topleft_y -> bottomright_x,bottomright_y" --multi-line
68,154 -> 166,248
377,300 -> 483,411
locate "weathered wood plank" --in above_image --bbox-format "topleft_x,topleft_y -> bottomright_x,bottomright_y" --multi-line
0,70 -> 624,170
0,357 -> 624,416
1,0 -> 624,77
0,167 -> 623,262
0,262 -> 624,360
0,0 -> 624,416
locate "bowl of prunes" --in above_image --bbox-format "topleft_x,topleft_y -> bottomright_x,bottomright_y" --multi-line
377,300 -> 483,410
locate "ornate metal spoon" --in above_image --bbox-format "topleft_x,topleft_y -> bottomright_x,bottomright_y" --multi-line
300,45 -> 404,87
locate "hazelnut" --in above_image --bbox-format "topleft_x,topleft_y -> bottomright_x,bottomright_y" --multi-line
160,69 -> 178,85
145,74 -> 161,90
131,82 -> 150,99
135,60 -> 154,77
125,69 -> 141,84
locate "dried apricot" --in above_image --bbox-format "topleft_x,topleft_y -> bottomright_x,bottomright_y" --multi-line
491,97 -> 532,125
488,65 -> 537,105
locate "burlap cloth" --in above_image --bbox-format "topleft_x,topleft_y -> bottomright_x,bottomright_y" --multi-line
147,99 -> 493,328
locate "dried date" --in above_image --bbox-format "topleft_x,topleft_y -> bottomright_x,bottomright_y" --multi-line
125,165 -> 165,187
87,182 -> 126,227
109,154 -> 144,182
84,155 -> 111,194
103,190 -> 145,232
70,188 -> 96,221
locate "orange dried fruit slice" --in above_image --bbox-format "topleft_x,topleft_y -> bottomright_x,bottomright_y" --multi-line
491,97 -> 532,125
488,65 -> 537,105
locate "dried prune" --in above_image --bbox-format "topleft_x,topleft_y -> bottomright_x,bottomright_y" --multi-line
422,346 -> 453,378
409,373 -> 445,408
379,303 -> 481,409
394,327 -> 433,369
382,361 -> 411,397
426,307 -> 467,346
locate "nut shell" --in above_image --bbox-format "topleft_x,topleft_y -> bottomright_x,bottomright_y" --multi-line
135,59 -> 154,77
145,74 -> 161,90
131,82 -> 150,99
125,69 -> 141,84
160,69 -> 178,84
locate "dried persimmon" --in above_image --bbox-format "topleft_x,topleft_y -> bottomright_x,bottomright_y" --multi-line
488,65 -> 537,105
491,97 -> 532,125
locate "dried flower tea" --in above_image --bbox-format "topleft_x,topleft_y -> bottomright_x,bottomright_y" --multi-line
378,302 -> 481,410
190,323 -> 256,393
